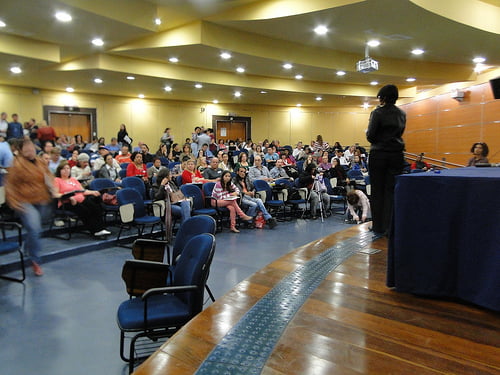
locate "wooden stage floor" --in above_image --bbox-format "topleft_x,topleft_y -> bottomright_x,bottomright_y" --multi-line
135,224 -> 500,375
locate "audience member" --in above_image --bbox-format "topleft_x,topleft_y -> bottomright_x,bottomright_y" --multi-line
411,153 -> 431,171
7,113 -> 23,140
37,120 -> 56,143
234,151 -> 250,171
54,161 -> 110,237
105,137 -> 120,155
0,112 -> 8,139
98,153 -> 121,183
48,147 -> 64,174
211,170 -> 252,233
466,142 -> 489,166
147,157 -> 166,181
115,145 -> 133,164
218,152 -> 232,172
126,151 -> 148,181
154,168 -> 191,224
178,143 -> 195,162
117,123 -> 131,150
248,155 -> 273,182
270,159 -> 292,180
181,159 -> 204,184
71,153 -> 93,187
298,163 -> 330,220
203,157 -> 223,181
346,189 -> 371,224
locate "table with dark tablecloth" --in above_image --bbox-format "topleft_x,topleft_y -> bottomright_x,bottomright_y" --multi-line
387,167 -> 500,311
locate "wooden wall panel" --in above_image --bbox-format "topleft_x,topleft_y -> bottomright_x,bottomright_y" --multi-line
437,125 -> 481,154
406,113 -> 438,131
438,105 -> 483,127
402,82 -> 500,166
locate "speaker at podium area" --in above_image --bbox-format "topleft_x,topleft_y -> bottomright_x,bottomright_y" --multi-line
490,77 -> 500,99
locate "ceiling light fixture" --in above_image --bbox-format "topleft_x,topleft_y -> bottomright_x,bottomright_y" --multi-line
260,90 -> 267,94
295,74 -> 303,80
169,57 -> 179,63
363,102 -> 369,109
195,83 -> 203,89
234,91 -> 242,97
315,96 -> 322,101
92,38 -> 104,46
55,11 -> 72,22
0,20 -> 6,27
10,67 -> 22,74
164,86 -> 172,92
406,77 -> 416,82
472,56 -> 486,63
283,63 -> 293,70
66,87 -> 74,92
212,99 -> 219,104
336,71 -> 346,76
411,48 -> 425,55
126,76 -> 135,80
138,94 -> 145,99
94,78 -> 103,84
154,18 -> 161,25
370,81 -> 378,86
296,103 -> 302,107
220,52 -> 231,60
236,67 -> 245,73
314,25 -> 328,35
367,40 -> 380,47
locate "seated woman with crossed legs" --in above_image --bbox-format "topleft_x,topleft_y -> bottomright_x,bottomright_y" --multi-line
54,161 -> 110,237
211,170 -> 252,233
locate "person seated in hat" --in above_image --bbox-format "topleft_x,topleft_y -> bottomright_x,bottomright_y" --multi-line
71,152 -> 93,188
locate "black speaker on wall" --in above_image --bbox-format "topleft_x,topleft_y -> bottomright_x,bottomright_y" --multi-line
490,77 -> 500,99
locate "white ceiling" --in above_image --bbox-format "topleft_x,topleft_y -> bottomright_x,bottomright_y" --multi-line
0,0 -> 498,107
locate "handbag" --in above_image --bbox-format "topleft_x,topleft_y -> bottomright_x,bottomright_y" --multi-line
169,190 -> 185,204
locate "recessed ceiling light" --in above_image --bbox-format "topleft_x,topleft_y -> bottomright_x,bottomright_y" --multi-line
234,91 -> 242,97
94,78 -> 103,84
10,67 -> 22,74
406,77 -> 416,82
260,90 -> 267,94
315,96 -> 322,101
370,81 -> 378,86
126,76 -> 135,80
66,87 -> 74,93
92,38 -> 104,46
195,83 -> 203,89
336,71 -> 346,76
314,25 -> 328,35
138,94 -> 145,99
212,99 -> 219,104
411,48 -> 425,55
0,20 -> 6,28
220,52 -> 231,60
283,63 -> 293,70
295,74 -> 303,80
296,103 -> 302,107
169,57 -> 179,63
472,56 -> 486,63
164,86 -> 172,92
363,102 -> 369,109
55,11 -> 72,22
236,67 -> 245,73
154,18 -> 161,25
367,40 -> 380,47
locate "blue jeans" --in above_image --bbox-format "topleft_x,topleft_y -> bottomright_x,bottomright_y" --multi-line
242,195 -> 272,220
18,203 -> 50,264
171,200 -> 191,223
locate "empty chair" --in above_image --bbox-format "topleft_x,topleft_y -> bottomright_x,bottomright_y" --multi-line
116,188 -> 163,244
253,179 -> 286,221
121,176 -> 153,206
180,184 -> 218,218
117,233 -> 215,373
89,178 -> 120,223
0,220 -> 25,282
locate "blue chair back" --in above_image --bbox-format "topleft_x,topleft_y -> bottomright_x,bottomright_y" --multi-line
253,179 -> 273,203
296,160 -> 304,173
173,233 -> 215,311
168,161 -> 180,170
117,188 -> 146,218
89,178 -> 116,193
172,216 -> 216,265
122,176 -> 147,199
119,169 -> 127,179
202,182 -> 215,198
160,157 -> 170,166
180,184 -> 204,210
347,169 -> 364,180
146,162 -> 153,169
120,163 -> 130,170
175,175 -> 183,187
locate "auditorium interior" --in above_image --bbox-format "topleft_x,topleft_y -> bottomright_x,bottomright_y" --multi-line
0,1 -> 499,374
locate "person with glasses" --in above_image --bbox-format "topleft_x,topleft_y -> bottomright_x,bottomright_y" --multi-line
233,167 -> 277,229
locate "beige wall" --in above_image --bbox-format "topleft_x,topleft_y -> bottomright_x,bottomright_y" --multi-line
0,84 -> 371,150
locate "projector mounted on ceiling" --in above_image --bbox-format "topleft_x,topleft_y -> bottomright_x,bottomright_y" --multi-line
356,57 -> 379,73
356,43 -> 379,73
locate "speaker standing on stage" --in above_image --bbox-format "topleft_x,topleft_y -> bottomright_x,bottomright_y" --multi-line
366,84 -> 406,236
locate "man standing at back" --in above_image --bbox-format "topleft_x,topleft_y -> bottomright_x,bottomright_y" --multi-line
7,113 -> 23,140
